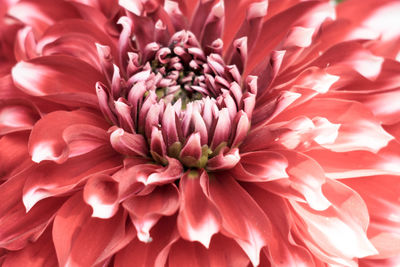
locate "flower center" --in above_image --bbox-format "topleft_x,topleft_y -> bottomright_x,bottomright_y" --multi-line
96,30 -> 257,171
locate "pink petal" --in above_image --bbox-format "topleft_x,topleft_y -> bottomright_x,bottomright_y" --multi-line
179,133 -> 202,166
53,193 -> 135,267
123,184 -> 179,242
208,172 -> 273,266
231,151 -> 288,182
177,171 -> 221,248
206,148 -> 240,171
168,239 -> 210,267
343,175 -> 400,258
11,55 -> 104,106
83,174 -> 119,219
23,146 -> 122,211
291,179 -> 378,265
28,110 -> 107,163
110,127 -> 149,157
114,215 -> 179,267
2,227 -> 57,267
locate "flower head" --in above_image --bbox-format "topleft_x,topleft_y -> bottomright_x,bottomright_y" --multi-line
1,0 -> 400,266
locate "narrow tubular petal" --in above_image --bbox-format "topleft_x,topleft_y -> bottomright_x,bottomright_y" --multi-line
177,171 -> 221,248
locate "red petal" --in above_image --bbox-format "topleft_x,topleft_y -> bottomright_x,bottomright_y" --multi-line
110,127 -> 149,157
262,150 -> 331,211
206,148 -> 240,171
208,172 -> 273,266
53,193 -> 135,267
177,171 -> 221,248
168,239 -> 210,267
231,151 -> 288,182
0,132 -> 30,179
343,175 -> 400,259
245,184 -> 314,267
291,179 -> 378,264
123,184 -> 179,242
12,55 -> 104,106
114,215 -> 179,267
0,102 -> 39,135
83,174 -> 119,219
28,110 -> 107,163
0,173 -> 65,250
8,0 -> 80,35
2,226 -> 57,267
23,146 -> 122,211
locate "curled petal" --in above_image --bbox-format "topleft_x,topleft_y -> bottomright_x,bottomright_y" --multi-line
110,127 -> 149,157
83,174 -> 119,219
207,148 -> 240,171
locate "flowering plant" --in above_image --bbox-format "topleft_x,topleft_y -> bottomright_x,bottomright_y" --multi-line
1,0 -> 400,266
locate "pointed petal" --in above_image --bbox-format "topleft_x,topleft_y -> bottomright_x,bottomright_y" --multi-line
177,171 -> 221,248
123,184 -> 179,242
208,173 -> 273,266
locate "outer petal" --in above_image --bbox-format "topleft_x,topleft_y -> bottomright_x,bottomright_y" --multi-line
231,151 -> 289,182
291,179 -> 378,265
2,227 -> 57,267
168,239 -> 210,267
53,193 -> 135,267
12,55 -> 105,107
114,215 -> 179,267
0,173 -> 65,250
177,171 -> 221,248
123,184 -> 180,242
208,172 -> 273,266
28,110 -> 108,164
343,175 -> 400,259
23,146 -> 122,211
245,184 -> 314,267
0,101 -> 39,135
83,174 -> 119,219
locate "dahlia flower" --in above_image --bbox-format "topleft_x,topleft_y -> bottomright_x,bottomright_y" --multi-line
1,0 -> 400,266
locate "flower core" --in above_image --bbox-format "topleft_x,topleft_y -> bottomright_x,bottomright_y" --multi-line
96,30 -> 257,171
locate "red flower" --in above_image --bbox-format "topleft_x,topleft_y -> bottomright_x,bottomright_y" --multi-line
1,0 -> 400,266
